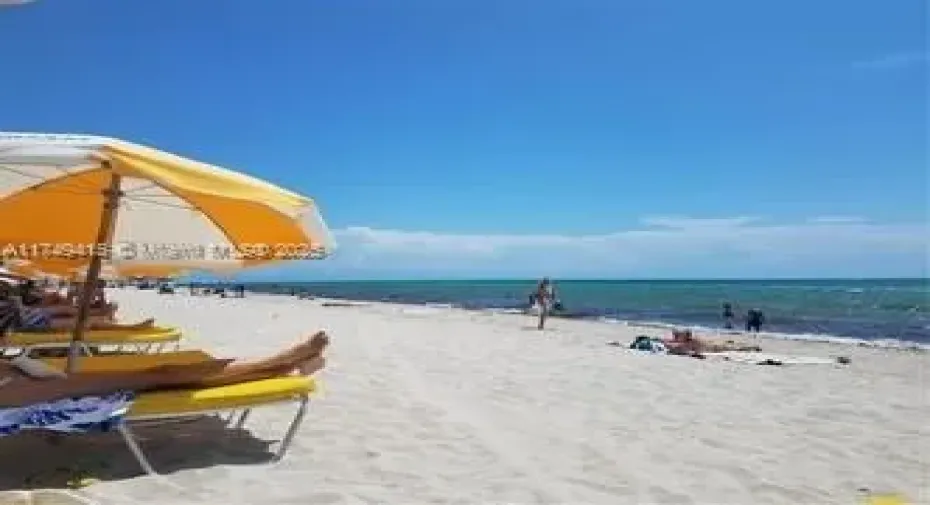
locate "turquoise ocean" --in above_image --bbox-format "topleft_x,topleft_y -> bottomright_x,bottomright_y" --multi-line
241,279 -> 929,346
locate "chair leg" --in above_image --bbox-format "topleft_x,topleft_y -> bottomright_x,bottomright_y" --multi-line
117,423 -> 158,476
272,396 -> 309,462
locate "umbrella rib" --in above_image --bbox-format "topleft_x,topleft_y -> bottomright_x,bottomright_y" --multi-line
120,194 -> 198,211
0,164 -> 57,181
120,177 -> 243,251
0,164 -> 108,195
121,182 -> 161,195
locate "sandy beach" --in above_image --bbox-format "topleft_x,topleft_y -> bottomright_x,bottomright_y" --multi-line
0,289 -> 926,505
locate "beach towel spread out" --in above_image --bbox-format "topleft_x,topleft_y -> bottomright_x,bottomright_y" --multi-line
705,352 -> 836,365
0,391 -> 135,436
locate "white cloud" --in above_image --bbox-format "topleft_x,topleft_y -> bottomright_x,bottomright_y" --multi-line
805,216 -> 867,224
640,216 -> 761,229
851,51 -> 928,70
272,216 -> 929,279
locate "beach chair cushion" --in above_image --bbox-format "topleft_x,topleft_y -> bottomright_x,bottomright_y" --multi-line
40,350 -> 213,372
5,326 -> 181,346
130,376 -> 316,416
38,351 -> 315,417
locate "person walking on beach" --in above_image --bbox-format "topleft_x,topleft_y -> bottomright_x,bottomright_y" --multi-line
746,308 -> 764,333
722,302 -> 735,329
535,278 -> 556,330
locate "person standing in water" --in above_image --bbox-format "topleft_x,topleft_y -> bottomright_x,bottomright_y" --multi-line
535,278 -> 556,330
722,302 -> 735,329
746,308 -> 764,333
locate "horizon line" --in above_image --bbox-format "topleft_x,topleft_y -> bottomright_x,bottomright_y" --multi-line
186,276 -> 928,283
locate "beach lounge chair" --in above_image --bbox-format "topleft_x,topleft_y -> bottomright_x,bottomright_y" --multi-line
39,352 -> 315,475
2,326 -> 182,357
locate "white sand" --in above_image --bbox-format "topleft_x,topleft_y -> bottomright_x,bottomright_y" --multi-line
0,290 -> 927,505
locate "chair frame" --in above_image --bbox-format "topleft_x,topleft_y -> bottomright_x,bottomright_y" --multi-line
117,392 -> 311,476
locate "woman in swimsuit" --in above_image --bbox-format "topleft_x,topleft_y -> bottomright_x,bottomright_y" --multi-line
0,331 -> 328,408
535,278 -> 555,330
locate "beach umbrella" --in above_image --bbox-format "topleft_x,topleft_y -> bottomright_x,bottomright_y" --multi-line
0,132 -> 336,371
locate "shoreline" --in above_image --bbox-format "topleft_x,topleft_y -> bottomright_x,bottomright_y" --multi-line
234,290 -> 930,352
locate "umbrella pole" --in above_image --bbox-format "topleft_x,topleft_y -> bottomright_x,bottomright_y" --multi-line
66,172 -> 122,373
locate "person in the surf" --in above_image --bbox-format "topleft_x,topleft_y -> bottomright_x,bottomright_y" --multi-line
535,277 -> 556,330
722,302 -> 735,329
746,308 -> 764,333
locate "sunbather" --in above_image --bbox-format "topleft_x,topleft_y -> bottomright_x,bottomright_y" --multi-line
0,288 -> 154,333
34,301 -> 118,322
663,329 -> 761,357
19,280 -> 67,306
0,331 -> 329,408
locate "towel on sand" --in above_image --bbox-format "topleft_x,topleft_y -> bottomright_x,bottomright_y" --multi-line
629,336 -> 668,354
706,352 -> 836,365
0,391 -> 134,436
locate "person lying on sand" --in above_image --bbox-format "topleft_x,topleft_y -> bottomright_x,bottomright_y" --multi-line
663,329 -> 761,357
0,331 -> 329,408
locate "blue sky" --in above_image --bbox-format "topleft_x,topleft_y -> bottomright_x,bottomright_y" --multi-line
0,0 -> 926,279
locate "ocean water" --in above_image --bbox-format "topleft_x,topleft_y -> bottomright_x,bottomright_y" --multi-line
241,279 -> 929,346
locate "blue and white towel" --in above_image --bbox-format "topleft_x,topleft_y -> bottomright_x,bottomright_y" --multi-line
0,391 -> 135,436
629,335 -> 668,354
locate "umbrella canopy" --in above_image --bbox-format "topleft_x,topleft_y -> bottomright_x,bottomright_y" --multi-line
0,132 -> 336,371
0,132 -> 336,275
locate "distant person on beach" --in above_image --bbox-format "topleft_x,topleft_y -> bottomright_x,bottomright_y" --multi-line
535,278 -> 556,330
662,329 -> 761,357
722,302 -> 735,329
746,308 -> 764,333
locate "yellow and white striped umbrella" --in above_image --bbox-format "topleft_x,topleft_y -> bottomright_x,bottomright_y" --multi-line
0,132 -> 336,276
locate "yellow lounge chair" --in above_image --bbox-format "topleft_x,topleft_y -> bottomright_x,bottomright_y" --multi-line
40,352 -> 315,475
3,326 -> 182,356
